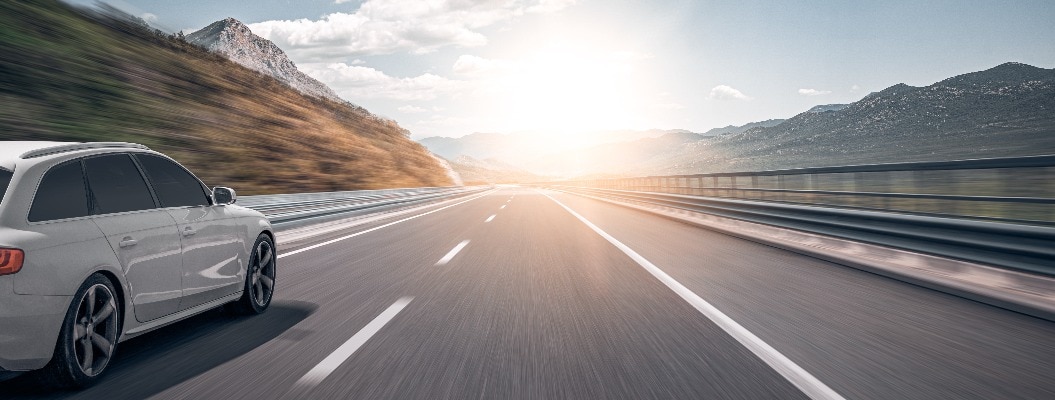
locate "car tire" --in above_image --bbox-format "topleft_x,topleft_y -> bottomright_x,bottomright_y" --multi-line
227,234 -> 276,315
39,274 -> 121,388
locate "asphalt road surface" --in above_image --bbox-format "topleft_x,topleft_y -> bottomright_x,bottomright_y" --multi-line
4,187 -> 1055,399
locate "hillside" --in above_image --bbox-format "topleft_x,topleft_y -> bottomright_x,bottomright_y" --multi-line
666,62 -> 1055,173
0,0 -> 452,194
805,104 -> 849,113
702,119 -> 785,136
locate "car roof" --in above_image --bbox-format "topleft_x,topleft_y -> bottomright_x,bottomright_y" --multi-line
0,141 -> 150,170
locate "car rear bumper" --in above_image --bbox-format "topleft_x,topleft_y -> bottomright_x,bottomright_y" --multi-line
0,278 -> 70,371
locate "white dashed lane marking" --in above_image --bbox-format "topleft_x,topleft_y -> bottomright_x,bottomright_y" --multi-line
436,240 -> 471,266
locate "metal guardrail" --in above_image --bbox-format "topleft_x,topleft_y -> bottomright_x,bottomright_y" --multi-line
240,186 -> 488,225
540,155 -> 1055,276
557,155 -> 1055,224
548,186 -> 1055,276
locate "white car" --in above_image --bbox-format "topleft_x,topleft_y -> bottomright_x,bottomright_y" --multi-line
0,142 -> 276,387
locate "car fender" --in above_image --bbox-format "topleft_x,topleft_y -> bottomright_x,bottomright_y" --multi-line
12,226 -> 121,297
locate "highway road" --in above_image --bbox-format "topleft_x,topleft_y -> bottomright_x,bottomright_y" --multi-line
4,187 -> 1055,399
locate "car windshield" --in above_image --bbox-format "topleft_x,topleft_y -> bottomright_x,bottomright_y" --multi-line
0,168 -> 11,205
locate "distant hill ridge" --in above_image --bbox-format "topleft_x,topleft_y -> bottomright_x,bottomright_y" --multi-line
703,119 -> 786,136
669,62 -> 1055,173
421,62 -> 1055,178
806,104 -> 849,113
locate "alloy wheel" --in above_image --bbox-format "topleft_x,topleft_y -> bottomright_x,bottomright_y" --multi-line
72,283 -> 119,377
250,239 -> 276,307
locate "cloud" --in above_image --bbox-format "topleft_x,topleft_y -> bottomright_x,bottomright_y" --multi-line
301,63 -> 462,101
709,85 -> 751,101
451,55 -> 510,76
527,0 -> 578,13
398,105 -> 429,113
850,84 -> 861,92
249,0 -> 577,61
140,13 -> 158,23
798,88 -> 831,96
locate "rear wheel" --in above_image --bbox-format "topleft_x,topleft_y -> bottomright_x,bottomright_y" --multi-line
228,234 -> 276,315
40,274 -> 120,388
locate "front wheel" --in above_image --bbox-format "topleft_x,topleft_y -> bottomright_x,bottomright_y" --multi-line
228,234 -> 276,315
40,274 -> 121,388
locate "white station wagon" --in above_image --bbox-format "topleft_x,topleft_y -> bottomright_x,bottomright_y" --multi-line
0,142 -> 276,387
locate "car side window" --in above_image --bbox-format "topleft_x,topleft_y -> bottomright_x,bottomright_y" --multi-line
29,161 -> 90,222
84,154 -> 157,215
0,168 -> 11,205
134,154 -> 210,208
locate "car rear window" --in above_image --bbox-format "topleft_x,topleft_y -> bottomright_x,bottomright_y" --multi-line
0,169 -> 11,205
29,161 -> 90,222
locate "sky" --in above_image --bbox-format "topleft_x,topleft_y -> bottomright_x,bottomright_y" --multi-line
70,0 -> 1055,139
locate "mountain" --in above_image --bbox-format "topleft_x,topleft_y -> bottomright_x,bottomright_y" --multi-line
425,63 -> 1054,178
666,62 -> 1055,173
806,103 -> 849,113
418,129 -> 695,168
702,119 -> 786,136
0,0 -> 452,194
446,155 -> 543,184
419,132 -> 518,161
528,130 -> 709,177
187,18 -> 342,103
697,106 -> 840,138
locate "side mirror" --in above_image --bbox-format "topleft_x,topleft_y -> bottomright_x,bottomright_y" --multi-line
213,186 -> 237,205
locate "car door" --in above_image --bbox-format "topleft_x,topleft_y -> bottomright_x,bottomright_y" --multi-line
134,154 -> 247,310
85,153 -> 184,322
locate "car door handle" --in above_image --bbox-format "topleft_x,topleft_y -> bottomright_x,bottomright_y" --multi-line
182,227 -> 197,237
118,237 -> 138,248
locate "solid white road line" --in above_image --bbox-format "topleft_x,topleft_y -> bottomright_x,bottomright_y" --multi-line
436,240 -> 471,266
485,214 -> 496,223
278,189 -> 495,259
540,191 -> 845,400
294,297 -> 414,388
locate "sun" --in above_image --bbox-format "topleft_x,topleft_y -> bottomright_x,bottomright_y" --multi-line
498,45 -> 640,146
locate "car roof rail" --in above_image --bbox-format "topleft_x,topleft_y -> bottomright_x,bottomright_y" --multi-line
19,142 -> 151,159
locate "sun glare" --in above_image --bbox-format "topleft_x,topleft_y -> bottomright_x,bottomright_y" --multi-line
499,46 -> 642,148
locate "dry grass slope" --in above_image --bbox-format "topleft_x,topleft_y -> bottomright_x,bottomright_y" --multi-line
0,0 -> 452,194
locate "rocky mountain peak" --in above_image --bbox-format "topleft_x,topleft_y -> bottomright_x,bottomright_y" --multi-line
937,62 -> 1053,87
187,18 -> 343,103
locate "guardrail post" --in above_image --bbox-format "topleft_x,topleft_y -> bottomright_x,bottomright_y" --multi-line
751,176 -> 759,200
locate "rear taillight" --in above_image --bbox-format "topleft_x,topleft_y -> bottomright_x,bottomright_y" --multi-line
0,249 -> 24,275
